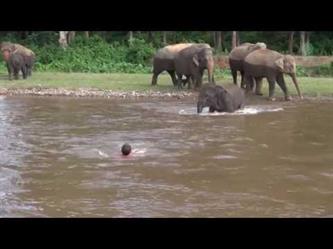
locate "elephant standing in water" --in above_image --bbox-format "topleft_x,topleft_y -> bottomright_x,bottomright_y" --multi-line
151,43 -> 194,86
174,44 -> 215,89
197,83 -> 245,113
243,48 -> 303,101
229,42 -> 266,88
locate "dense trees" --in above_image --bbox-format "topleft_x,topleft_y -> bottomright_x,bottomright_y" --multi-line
1,31 -> 332,75
1,31 -> 332,55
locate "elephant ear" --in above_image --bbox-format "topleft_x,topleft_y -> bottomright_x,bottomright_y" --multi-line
193,54 -> 199,67
274,57 -> 284,71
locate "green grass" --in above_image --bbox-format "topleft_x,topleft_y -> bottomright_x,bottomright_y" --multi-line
0,71 -> 332,97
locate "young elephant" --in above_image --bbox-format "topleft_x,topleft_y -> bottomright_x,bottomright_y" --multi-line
3,50 -> 27,80
197,83 -> 245,113
243,49 -> 303,101
229,42 -> 266,88
175,44 -> 215,90
151,43 -> 194,86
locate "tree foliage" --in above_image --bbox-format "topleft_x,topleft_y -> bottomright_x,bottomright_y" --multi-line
0,31 -> 332,74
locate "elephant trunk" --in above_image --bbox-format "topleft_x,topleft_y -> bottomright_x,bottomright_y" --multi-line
290,73 -> 303,99
197,101 -> 204,113
207,58 -> 214,83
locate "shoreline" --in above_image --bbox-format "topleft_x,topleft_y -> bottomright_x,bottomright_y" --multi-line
0,87 -> 197,99
1,87 -> 333,101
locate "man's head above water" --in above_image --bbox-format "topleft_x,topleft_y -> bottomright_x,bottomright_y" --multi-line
121,143 -> 132,156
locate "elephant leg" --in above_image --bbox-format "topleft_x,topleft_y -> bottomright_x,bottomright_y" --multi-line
196,71 -> 204,89
244,74 -> 254,94
276,74 -> 290,101
190,75 -> 197,89
151,71 -> 160,85
255,77 -> 264,95
182,75 -> 191,88
22,66 -> 27,79
26,65 -> 31,77
231,69 -> 237,85
183,76 -> 190,89
240,70 -> 246,89
167,70 -> 177,87
176,73 -> 183,90
13,68 -> 19,80
7,63 -> 13,80
209,106 -> 215,113
28,63 -> 33,76
267,77 -> 276,101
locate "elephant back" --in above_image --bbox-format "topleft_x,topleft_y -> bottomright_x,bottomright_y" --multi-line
178,44 -> 212,58
155,43 -> 194,60
229,43 -> 254,61
244,48 -> 283,67
13,44 -> 35,56
229,42 -> 266,61
154,47 -> 176,60
164,43 -> 194,53
222,83 -> 245,110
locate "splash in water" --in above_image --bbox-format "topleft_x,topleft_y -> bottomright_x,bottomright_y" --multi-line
179,105 -> 284,116
95,147 -> 147,160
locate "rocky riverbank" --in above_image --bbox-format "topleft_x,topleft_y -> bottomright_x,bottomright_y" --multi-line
0,87 -> 196,99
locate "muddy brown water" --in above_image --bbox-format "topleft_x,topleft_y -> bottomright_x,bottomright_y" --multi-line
0,95 -> 332,217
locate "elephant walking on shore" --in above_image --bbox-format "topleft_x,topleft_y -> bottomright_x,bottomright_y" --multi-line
151,43 -> 193,86
229,42 -> 266,88
243,49 -> 303,101
197,83 -> 245,113
175,44 -> 215,89
1,42 -> 35,77
2,48 -> 27,80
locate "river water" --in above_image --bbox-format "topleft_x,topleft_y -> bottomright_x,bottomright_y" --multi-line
0,95 -> 332,217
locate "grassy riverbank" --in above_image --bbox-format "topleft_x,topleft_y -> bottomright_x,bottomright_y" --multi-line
0,71 -> 332,98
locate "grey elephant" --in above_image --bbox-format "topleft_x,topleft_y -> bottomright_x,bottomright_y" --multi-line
151,43 -> 194,86
1,42 -> 35,77
229,42 -> 266,88
175,44 -> 215,89
197,83 -> 245,113
243,48 -> 303,101
2,49 -> 27,80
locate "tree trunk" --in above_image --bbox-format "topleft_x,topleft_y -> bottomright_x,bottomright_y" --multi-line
221,32 -> 224,51
20,31 -> 28,39
59,31 -> 69,49
300,31 -> 306,56
215,31 -> 222,51
305,32 -> 309,44
162,31 -> 167,45
305,32 -> 310,54
232,31 -> 237,49
148,31 -> 153,41
288,31 -> 294,54
128,31 -> 133,45
212,32 -> 216,48
236,31 -> 240,46
84,31 -> 89,38
67,31 -> 76,44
